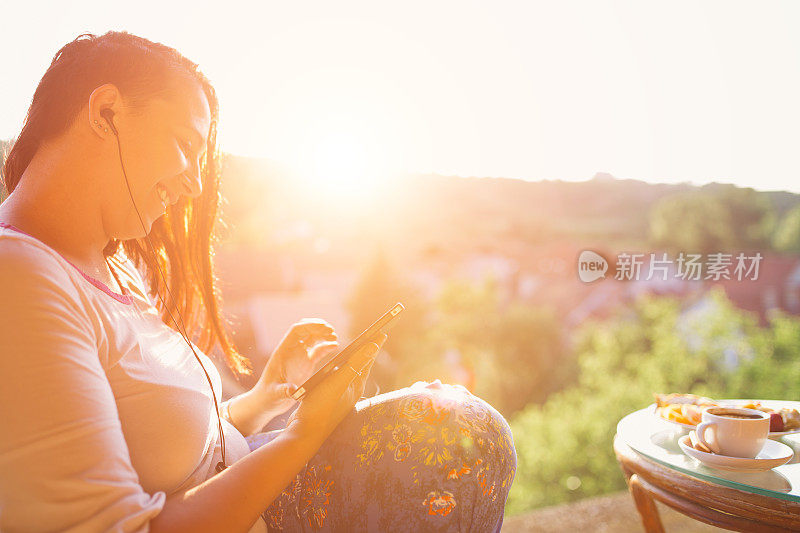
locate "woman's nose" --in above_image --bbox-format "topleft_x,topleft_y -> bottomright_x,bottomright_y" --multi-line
180,170 -> 203,198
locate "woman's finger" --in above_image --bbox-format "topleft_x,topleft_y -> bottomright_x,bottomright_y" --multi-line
280,382 -> 298,398
292,319 -> 336,336
293,324 -> 336,338
309,340 -> 340,360
293,329 -> 337,347
305,332 -> 387,400
335,340 -> 379,380
353,358 -> 377,397
349,334 -> 387,371
358,357 -> 377,379
296,317 -> 335,327
359,355 -> 378,374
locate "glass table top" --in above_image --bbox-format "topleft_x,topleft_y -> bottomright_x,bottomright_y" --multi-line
617,400 -> 800,503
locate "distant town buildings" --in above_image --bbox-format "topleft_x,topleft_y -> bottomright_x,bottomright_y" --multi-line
211,245 -> 800,397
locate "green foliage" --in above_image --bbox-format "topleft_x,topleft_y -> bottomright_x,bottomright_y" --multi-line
649,185 -> 775,254
431,276 -> 568,416
506,288 -> 797,515
726,310 -> 800,400
346,254 -> 800,518
650,193 -> 732,253
773,203 -> 800,253
344,247 -> 431,391
346,264 -> 570,417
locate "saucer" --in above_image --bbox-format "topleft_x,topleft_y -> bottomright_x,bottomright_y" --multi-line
678,435 -> 794,472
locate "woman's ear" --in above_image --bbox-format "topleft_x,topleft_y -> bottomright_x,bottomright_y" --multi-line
87,83 -> 121,139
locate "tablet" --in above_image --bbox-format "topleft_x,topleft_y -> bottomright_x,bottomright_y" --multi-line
290,302 -> 404,401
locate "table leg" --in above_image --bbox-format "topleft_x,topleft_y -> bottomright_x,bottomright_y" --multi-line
627,473 -> 665,533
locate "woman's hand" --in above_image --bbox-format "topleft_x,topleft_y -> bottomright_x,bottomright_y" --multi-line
253,318 -> 341,419
286,332 -> 388,447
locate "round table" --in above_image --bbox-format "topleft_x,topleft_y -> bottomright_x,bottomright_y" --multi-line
614,405 -> 800,532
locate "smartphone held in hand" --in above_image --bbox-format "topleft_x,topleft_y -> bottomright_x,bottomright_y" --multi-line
290,303 -> 404,401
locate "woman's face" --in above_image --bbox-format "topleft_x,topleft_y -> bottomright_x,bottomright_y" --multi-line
103,79 -> 211,240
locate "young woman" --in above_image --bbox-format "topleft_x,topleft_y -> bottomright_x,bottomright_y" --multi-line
0,31 -> 516,532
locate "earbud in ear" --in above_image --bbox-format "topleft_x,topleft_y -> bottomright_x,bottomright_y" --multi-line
99,109 -> 118,136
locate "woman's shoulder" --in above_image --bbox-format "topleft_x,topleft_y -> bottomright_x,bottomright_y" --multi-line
0,228 -> 101,347
0,227 -> 80,284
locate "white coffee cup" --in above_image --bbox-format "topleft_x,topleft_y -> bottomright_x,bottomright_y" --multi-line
695,407 -> 770,458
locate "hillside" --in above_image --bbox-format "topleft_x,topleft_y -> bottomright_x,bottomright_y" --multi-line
2,144 -> 799,272
217,154 -> 800,273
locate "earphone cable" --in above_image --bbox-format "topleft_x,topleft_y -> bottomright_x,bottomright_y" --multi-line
109,127 -> 228,472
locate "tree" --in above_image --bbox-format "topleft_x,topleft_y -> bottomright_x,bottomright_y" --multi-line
727,310 -> 800,400
432,276 -> 568,416
506,289 -> 777,515
712,184 -> 776,249
772,203 -> 800,253
345,246 -> 431,391
347,265 -> 570,416
649,185 -> 775,254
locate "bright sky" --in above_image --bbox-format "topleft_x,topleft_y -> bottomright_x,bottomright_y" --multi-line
3,1 -> 800,193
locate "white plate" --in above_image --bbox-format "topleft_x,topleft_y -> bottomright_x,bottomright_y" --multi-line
651,404 -> 697,430
678,435 -> 794,472
651,399 -> 800,437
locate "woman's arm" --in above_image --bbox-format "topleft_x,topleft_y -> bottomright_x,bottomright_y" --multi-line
152,334 -> 388,533
0,243 -> 167,532
221,386 -> 289,437
149,427 -> 319,533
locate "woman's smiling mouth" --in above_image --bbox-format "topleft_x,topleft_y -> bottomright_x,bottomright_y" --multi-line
156,183 -> 176,211
157,185 -> 168,210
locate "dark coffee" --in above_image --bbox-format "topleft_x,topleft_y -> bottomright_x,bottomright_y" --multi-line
717,412 -> 762,419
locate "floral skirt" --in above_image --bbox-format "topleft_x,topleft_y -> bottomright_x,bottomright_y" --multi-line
244,380 -> 517,532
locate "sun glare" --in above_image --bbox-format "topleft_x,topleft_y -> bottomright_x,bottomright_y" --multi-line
216,64 -> 423,205
309,133 -> 369,194
290,125 -> 400,204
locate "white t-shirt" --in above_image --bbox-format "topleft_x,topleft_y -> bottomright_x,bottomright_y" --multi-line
0,222 -> 268,532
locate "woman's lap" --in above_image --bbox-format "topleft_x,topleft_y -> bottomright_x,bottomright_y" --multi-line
246,380 -> 517,532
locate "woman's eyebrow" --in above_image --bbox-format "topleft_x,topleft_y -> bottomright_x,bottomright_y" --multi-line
184,125 -> 207,149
